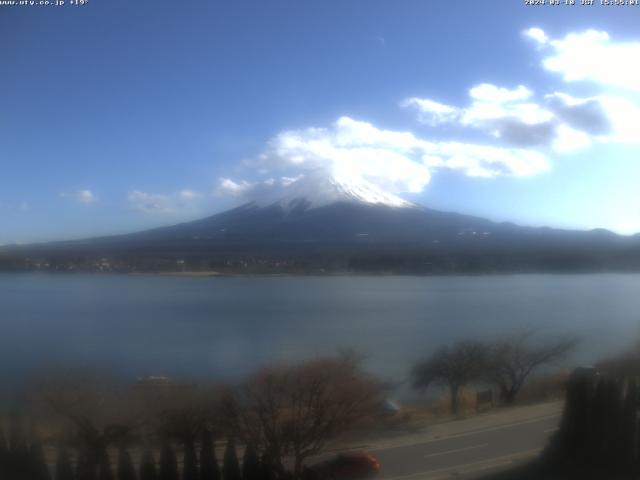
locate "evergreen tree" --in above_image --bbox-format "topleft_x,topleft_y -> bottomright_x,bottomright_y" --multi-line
258,453 -> 275,480
602,378 -> 622,464
0,425 -> 7,458
622,379 -> 638,468
199,430 -> 220,480
158,443 -> 179,480
222,439 -> 241,480
117,445 -> 137,480
0,426 -> 8,479
29,434 -> 52,480
589,378 -> 608,461
76,447 -> 98,480
183,438 -> 199,480
98,449 -> 115,480
7,414 -> 29,479
10,421 -> 31,480
241,443 -> 261,480
139,448 -> 157,480
55,446 -> 76,480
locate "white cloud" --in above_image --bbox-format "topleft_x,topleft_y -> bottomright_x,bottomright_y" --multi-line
469,84 -> 533,103
400,98 -> 460,126
552,124 -> 592,153
128,189 -> 202,214
597,95 -> 640,144
215,178 -> 254,197
463,100 -> 553,127
404,84 -> 563,149
534,28 -> 640,91
523,27 -> 549,47
404,27 -> 640,154
546,92 -> 640,144
261,116 -> 433,194
404,79 -> 640,151
219,27 -> 640,209
525,28 -> 640,143
218,116 -> 551,200
281,175 -> 303,186
61,189 -> 97,204
404,83 -> 563,148
544,92 -> 611,135
423,142 -> 550,178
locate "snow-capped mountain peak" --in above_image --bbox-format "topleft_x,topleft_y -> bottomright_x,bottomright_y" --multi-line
248,171 -> 414,211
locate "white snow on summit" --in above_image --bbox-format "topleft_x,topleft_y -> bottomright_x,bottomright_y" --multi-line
247,170 -> 414,211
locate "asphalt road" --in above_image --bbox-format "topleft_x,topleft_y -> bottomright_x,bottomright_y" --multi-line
372,412 -> 560,480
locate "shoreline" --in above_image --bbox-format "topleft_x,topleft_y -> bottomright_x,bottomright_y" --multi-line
3,269 -> 640,278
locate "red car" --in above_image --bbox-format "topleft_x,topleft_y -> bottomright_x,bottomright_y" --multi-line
307,452 -> 381,480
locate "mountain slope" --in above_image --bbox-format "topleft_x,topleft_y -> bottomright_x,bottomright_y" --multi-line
1,173 -> 640,273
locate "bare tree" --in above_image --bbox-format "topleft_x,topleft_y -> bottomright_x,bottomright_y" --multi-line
412,340 -> 489,415
129,377 -> 227,444
151,393 -> 210,443
226,356 -> 383,480
486,331 -> 578,405
35,371 -> 138,444
31,370 -> 139,477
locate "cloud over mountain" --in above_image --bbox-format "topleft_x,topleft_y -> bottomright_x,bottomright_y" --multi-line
175,27 -> 640,226
217,115 -> 552,204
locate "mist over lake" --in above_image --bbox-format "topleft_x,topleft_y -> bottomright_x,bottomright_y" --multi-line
2,273 -> 639,389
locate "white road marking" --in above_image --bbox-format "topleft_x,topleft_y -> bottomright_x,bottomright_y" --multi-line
372,413 -> 560,452
424,443 -> 488,458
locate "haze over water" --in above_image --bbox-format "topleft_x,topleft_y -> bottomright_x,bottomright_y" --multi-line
2,273 -> 639,391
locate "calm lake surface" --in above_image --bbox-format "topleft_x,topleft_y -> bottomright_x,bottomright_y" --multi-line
1,273 -> 640,388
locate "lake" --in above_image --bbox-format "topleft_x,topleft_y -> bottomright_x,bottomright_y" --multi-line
1,273 -> 639,390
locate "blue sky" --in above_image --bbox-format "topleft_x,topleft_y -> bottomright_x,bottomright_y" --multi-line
2,0 -> 640,244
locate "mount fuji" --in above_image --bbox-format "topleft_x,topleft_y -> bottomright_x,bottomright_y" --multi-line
244,170 -> 414,211
2,172 -> 640,273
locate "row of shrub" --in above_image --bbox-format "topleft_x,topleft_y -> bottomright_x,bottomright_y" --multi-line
0,428 -> 269,480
